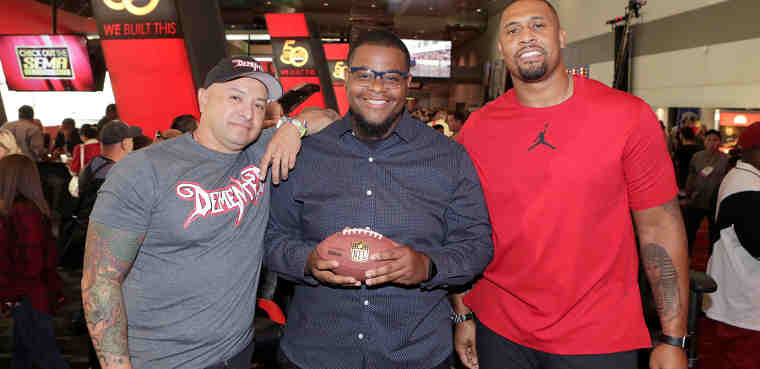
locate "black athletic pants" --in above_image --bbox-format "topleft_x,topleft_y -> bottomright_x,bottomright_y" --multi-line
475,318 -> 638,369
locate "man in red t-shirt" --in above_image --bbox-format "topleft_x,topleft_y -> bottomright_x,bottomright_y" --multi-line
451,1 -> 690,369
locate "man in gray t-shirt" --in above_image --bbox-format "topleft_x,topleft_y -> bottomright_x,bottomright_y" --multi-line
82,56 -> 332,369
684,129 -> 729,252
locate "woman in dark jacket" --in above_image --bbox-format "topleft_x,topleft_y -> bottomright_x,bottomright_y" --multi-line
0,154 -> 69,369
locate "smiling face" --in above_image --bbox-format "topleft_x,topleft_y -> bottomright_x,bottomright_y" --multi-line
498,0 -> 566,83
704,133 -> 721,152
345,44 -> 411,140
197,77 -> 268,154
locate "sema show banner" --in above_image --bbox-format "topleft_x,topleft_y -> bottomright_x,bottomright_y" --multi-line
0,35 -> 95,91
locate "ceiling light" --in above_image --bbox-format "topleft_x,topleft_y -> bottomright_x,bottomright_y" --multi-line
371,3 -> 376,7
323,2 -> 329,6
266,1 -> 271,4
476,8 -> 482,12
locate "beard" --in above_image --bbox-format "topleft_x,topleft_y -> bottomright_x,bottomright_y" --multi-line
517,60 -> 548,81
350,107 -> 404,139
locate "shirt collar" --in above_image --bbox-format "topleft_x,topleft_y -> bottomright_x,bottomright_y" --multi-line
736,160 -> 760,175
334,109 -> 415,143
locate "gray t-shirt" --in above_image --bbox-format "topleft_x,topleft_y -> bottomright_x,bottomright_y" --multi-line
90,131 -> 273,369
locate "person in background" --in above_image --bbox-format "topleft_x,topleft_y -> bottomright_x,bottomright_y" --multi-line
0,154 -> 69,369
78,124 -> 92,143
447,111 -> 467,138
68,125 -> 101,175
0,128 -> 21,159
704,121 -> 760,369
52,118 -> 82,156
95,104 -> 118,133
132,135 -> 154,150
264,101 -> 284,128
3,105 -> 44,161
675,126 -> 703,189
170,114 -> 198,133
683,129 -> 729,252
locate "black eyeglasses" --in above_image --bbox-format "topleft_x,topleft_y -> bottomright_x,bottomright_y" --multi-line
349,67 -> 409,88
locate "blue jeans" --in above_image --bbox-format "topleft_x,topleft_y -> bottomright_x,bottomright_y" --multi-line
12,298 -> 71,369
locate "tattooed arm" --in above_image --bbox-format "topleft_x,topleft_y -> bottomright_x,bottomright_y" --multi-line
81,221 -> 145,369
632,197 -> 689,369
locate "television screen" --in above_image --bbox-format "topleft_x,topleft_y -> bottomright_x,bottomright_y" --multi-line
402,39 -> 451,78
0,34 -> 96,91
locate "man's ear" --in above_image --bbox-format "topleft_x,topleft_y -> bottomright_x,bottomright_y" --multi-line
559,29 -> 567,49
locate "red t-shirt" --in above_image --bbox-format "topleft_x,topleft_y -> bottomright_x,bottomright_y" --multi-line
69,140 -> 101,174
458,76 -> 677,354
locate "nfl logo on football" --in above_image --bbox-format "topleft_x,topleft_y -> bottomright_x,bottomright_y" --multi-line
351,241 -> 370,263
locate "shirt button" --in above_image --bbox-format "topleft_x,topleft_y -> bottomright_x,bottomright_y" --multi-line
357,333 -> 365,340
368,157 -> 374,163
366,189 -> 373,196
363,300 -> 369,306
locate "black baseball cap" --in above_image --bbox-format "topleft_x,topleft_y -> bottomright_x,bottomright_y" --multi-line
100,120 -> 143,145
203,55 -> 283,100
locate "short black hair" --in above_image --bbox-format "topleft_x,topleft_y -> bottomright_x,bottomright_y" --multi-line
170,114 -> 198,133
502,0 -> 560,25
132,135 -> 153,150
347,30 -> 411,72
105,103 -> 117,114
18,105 -> 34,120
81,124 -> 98,140
704,129 -> 721,140
453,111 -> 467,124
62,118 -> 76,128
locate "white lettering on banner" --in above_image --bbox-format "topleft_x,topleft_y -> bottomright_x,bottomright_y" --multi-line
231,59 -> 265,72
175,166 -> 264,228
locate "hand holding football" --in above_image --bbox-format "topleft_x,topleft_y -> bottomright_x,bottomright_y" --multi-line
314,227 -> 398,281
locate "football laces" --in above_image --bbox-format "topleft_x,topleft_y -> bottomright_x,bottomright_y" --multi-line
342,227 -> 384,239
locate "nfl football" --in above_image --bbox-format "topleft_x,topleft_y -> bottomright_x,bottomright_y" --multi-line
315,227 -> 397,281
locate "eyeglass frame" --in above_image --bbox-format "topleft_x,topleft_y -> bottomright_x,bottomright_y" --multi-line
348,66 -> 410,87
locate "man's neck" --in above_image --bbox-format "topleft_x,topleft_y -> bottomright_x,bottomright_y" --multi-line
101,148 -> 123,162
192,128 -> 243,154
513,69 -> 573,108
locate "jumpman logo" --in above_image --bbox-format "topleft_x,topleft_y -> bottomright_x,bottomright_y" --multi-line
528,123 -> 556,151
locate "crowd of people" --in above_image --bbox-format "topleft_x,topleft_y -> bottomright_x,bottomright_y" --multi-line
0,101 -> 201,369
1,1 -> 758,369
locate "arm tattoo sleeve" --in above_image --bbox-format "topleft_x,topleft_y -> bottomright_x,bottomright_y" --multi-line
81,222 -> 144,368
641,243 -> 681,323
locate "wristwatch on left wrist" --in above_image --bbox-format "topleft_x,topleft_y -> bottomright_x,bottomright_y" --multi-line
658,333 -> 687,349
451,312 -> 475,324
276,117 -> 308,137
